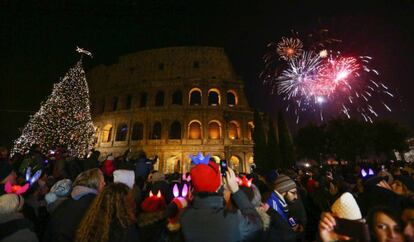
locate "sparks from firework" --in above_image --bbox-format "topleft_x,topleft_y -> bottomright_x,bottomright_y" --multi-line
275,50 -> 393,123
276,37 -> 304,60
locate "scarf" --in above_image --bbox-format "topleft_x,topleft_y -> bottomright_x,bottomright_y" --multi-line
266,191 -> 289,222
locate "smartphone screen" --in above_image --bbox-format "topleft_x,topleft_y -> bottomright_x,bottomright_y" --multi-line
220,160 -> 228,177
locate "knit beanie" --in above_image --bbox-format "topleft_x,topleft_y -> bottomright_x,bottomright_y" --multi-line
274,174 -> 296,194
331,192 -> 362,220
190,161 -> 221,193
113,169 -> 135,189
45,179 -> 72,205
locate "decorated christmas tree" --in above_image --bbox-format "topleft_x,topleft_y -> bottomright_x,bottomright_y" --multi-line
12,48 -> 95,158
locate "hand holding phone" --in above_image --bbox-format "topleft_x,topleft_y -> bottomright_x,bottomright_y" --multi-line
220,160 -> 228,177
334,217 -> 370,242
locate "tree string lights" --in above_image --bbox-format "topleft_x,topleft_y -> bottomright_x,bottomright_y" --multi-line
12,49 -> 95,158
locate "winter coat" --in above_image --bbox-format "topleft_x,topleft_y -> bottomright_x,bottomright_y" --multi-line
102,159 -> 116,177
260,208 -> 297,242
0,212 -> 38,242
43,186 -> 98,242
135,157 -> 156,178
180,190 -> 261,242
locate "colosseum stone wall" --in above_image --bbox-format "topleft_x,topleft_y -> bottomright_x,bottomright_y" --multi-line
87,46 -> 254,173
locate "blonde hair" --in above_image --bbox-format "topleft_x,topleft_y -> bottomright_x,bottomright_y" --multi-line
0,194 -> 24,215
73,168 -> 103,190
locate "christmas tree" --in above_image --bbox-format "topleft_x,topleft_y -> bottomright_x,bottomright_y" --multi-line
12,48 -> 95,158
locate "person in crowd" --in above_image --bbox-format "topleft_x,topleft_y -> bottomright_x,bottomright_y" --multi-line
0,160 -> 17,196
82,150 -> 100,171
44,178 -> 72,213
135,151 -> 158,180
180,158 -> 261,242
75,183 -> 139,242
358,172 -> 404,216
0,193 -> 38,242
102,155 -> 116,179
392,175 -> 414,197
264,174 -> 303,242
367,207 -> 405,242
43,168 -> 105,242
400,198 -> 414,242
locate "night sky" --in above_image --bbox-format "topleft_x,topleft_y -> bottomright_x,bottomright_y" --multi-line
1,0 -> 413,148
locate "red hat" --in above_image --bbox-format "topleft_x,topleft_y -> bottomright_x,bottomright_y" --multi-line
140,190 -> 167,213
190,161 -> 221,193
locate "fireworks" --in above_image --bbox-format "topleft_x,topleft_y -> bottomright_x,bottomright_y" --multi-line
277,37 -> 304,60
264,32 -> 394,123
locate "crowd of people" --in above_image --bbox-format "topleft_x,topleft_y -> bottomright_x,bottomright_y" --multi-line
1,145 -> 414,242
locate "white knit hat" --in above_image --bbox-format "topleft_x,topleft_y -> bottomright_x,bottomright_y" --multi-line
331,192 -> 362,220
113,169 -> 135,189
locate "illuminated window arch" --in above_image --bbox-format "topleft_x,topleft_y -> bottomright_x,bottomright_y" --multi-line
150,122 -> 162,139
169,121 -> 182,139
112,97 -> 119,111
172,90 -> 183,105
208,88 -> 220,106
229,155 -> 241,172
247,121 -> 254,140
115,123 -> 128,141
188,120 -> 202,139
189,88 -> 202,106
102,124 -> 113,143
155,91 -> 165,106
131,122 -> 143,141
228,121 -> 240,140
226,90 -> 238,107
208,120 -> 221,139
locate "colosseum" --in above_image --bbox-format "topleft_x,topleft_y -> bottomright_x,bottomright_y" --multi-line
87,46 -> 254,174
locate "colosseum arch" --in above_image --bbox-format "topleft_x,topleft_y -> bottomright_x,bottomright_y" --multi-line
112,97 -> 119,111
115,123 -> 128,141
155,91 -> 165,106
169,121 -> 182,139
188,120 -> 202,139
208,120 -> 221,139
139,92 -> 147,107
247,121 -> 254,140
125,94 -> 132,109
165,155 -> 180,174
172,90 -> 183,105
228,121 -> 240,140
189,88 -> 202,106
226,90 -> 238,107
101,124 -> 113,143
208,88 -> 221,106
131,122 -> 144,141
150,121 -> 162,139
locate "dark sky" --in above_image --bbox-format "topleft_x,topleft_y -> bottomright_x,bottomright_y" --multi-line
1,0 -> 413,147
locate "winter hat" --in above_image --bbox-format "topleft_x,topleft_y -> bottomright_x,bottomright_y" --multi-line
274,174 -> 296,194
190,161 -> 221,193
113,169 -> 135,189
45,179 -> 72,204
0,161 -> 13,182
331,192 -> 362,220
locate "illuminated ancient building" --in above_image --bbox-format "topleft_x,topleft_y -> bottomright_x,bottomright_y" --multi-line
88,47 -> 254,173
